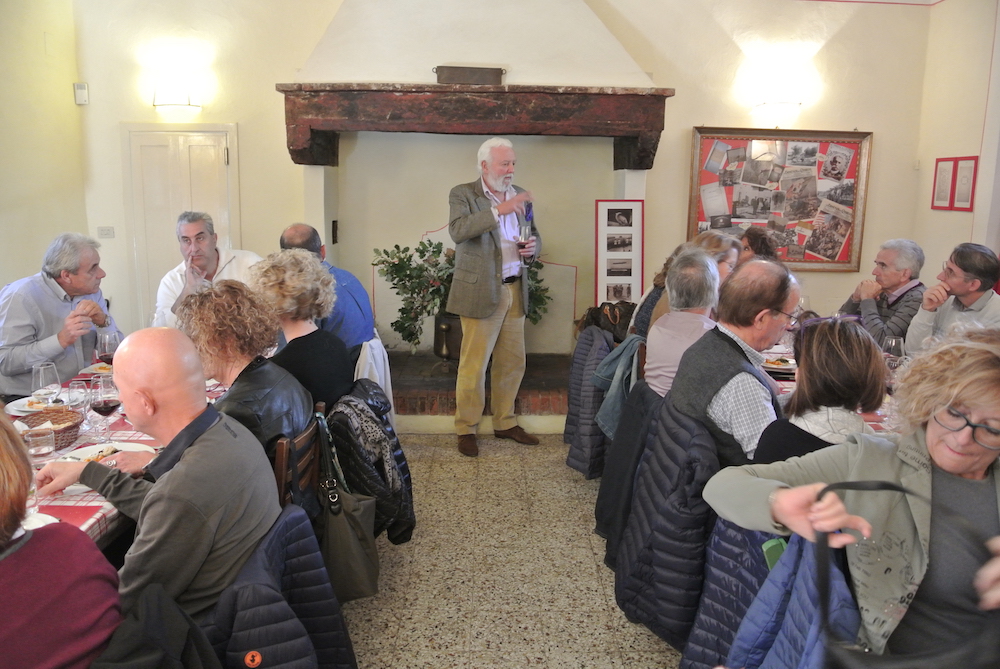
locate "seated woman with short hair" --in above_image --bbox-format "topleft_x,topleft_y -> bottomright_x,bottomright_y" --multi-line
250,249 -> 354,410
0,413 -> 121,667
754,316 -> 886,463
177,280 -> 313,457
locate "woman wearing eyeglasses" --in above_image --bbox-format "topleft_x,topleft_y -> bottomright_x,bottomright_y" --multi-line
704,328 -> 1000,656
753,316 -> 885,464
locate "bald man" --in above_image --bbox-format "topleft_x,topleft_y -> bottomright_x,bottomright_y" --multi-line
36,328 -> 280,618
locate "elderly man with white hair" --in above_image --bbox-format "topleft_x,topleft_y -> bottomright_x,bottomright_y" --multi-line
0,233 -> 120,401
151,211 -> 261,328
447,137 -> 541,457
838,238 -> 926,347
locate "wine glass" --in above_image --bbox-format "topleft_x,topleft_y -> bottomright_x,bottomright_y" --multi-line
883,337 -> 907,397
31,362 -> 60,407
66,379 -> 91,429
96,331 -> 122,367
90,375 -> 121,444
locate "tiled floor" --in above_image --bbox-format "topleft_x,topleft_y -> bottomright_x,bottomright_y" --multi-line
341,433 -> 682,668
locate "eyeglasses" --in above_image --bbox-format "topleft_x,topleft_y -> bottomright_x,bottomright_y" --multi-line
933,406 -> 1000,451
772,309 -> 800,327
941,261 -> 973,282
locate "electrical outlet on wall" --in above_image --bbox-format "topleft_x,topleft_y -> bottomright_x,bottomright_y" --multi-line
97,226 -> 115,239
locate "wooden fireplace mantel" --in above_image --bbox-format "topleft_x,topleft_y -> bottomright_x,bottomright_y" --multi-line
275,82 -> 674,170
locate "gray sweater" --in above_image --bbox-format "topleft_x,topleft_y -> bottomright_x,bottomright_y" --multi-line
81,411 -> 281,618
839,282 -> 925,347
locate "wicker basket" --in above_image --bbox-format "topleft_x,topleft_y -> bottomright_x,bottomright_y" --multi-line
22,408 -> 84,450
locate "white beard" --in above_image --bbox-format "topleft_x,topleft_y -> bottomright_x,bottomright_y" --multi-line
484,172 -> 511,193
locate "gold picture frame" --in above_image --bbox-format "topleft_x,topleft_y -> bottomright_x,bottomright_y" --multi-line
689,127 -> 873,272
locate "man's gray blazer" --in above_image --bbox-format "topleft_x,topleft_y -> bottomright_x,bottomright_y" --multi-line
446,179 -> 541,319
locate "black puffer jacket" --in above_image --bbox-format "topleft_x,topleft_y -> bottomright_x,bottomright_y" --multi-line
328,379 -> 415,544
214,356 -> 314,459
564,326 -> 614,477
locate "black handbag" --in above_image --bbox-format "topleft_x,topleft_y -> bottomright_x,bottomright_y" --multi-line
579,301 -> 636,343
815,480 -> 1000,668
309,410 -> 380,603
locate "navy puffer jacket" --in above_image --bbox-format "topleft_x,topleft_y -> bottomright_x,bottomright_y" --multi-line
680,518 -> 776,669
565,326 -> 614,478
614,395 -> 719,649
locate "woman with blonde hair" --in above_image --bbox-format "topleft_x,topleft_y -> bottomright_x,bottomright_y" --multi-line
754,316 -> 885,463
0,413 -> 121,667
632,231 -> 740,336
177,280 -> 313,456
251,249 -> 354,409
706,328 -> 1000,657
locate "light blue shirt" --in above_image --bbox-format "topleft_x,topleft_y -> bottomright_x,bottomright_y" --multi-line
0,272 -> 119,395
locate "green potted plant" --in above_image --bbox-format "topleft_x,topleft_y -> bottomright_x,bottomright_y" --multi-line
373,240 -> 551,355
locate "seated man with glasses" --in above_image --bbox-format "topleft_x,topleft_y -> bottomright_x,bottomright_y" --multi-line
906,243 -> 1000,353
671,259 -> 800,466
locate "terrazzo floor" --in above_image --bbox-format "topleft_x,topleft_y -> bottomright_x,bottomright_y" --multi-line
341,433 -> 682,668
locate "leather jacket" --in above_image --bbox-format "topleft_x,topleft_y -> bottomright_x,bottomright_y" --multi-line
214,356 -> 313,458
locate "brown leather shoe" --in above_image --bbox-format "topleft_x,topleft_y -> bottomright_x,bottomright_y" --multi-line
494,425 -> 540,445
457,434 -> 479,457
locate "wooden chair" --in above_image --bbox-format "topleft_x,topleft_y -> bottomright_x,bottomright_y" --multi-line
636,341 -> 647,380
273,402 -> 326,509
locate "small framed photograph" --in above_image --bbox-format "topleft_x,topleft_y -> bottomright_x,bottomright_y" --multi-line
596,200 -> 644,305
932,158 -> 955,210
953,157 -> 978,211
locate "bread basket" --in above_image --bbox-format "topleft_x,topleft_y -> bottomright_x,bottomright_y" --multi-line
21,408 -> 84,450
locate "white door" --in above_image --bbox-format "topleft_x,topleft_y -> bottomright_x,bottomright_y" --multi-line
122,124 -> 241,329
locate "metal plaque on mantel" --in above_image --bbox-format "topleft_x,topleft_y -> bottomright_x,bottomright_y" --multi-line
434,66 -> 505,85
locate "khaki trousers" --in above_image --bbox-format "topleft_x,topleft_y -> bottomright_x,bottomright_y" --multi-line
455,281 -> 525,435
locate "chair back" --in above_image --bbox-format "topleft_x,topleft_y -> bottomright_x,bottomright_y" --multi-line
636,340 -> 647,379
274,402 -> 326,511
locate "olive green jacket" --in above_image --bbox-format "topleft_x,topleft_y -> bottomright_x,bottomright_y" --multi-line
704,430 -> 1000,654
446,180 -> 540,319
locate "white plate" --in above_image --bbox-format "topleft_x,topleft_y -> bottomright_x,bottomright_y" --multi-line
59,442 -> 156,463
762,359 -> 797,372
80,363 -> 113,374
5,396 -> 48,415
22,513 -> 59,530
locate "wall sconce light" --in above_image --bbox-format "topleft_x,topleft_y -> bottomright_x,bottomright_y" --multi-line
138,37 -> 215,112
734,41 -> 822,127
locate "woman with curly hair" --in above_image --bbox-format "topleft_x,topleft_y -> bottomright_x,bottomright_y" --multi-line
176,280 -> 313,456
706,328 -> 1000,657
0,413 -> 121,667
251,249 -> 354,409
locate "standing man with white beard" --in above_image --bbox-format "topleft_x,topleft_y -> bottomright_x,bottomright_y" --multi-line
447,138 -> 541,457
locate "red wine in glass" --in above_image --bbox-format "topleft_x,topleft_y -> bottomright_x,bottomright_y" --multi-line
91,399 -> 121,417
98,353 -> 115,365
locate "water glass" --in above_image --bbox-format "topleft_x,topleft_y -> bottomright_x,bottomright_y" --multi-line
25,429 -> 56,464
31,362 -> 60,406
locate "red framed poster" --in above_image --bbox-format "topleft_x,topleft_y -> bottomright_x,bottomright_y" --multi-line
932,156 -> 978,212
688,127 -> 872,272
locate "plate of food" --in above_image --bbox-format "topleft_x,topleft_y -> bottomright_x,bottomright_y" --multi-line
79,362 -> 113,374
59,442 -> 156,463
5,396 -> 52,415
762,357 -> 797,372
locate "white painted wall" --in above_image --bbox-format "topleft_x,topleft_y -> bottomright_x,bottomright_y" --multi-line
0,0 -> 87,287
913,0 -> 998,270
298,0 -> 654,86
